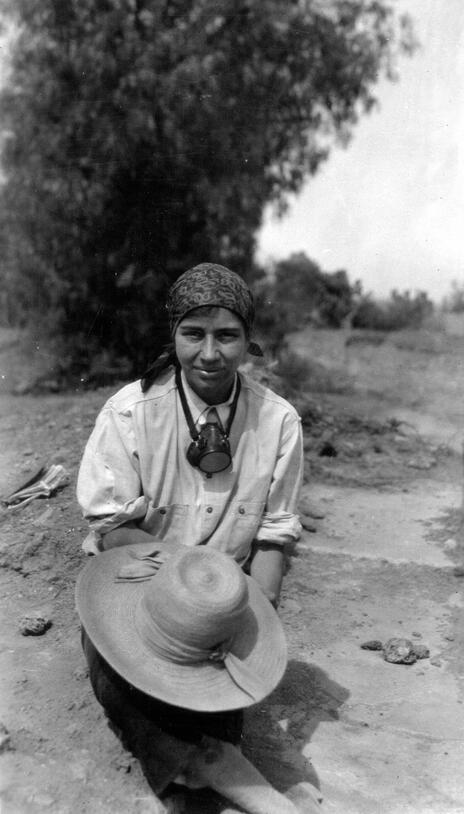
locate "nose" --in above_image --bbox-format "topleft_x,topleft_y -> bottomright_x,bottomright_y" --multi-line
200,335 -> 220,363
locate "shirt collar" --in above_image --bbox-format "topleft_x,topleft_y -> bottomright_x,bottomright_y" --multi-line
179,370 -> 238,427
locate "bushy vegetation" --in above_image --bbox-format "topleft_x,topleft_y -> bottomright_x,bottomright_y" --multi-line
274,348 -> 352,398
351,290 -> 434,331
251,255 -> 435,356
442,281 -> 464,314
0,0 -> 415,381
253,252 -> 358,356
273,253 -> 357,329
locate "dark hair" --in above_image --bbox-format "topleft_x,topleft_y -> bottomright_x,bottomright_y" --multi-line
140,344 -> 177,393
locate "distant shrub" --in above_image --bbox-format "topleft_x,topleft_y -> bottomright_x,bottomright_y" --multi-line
352,290 -> 433,331
443,281 -> 464,313
252,253 -> 358,358
252,281 -> 290,359
273,253 -> 355,329
273,349 -> 352,397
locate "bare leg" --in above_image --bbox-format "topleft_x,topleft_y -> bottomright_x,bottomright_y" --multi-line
182,737 -> 321,814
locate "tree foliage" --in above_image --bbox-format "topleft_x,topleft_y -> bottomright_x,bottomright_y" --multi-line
352,289 -> 434,331
253,252 -> 358,356
442,280 -> 464,314
0,0 -> 416,378
275,253 -> 356,328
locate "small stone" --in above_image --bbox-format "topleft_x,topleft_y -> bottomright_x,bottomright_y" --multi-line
280,598 -> 302,614
30,793 -> 55,807
444,634 -> 455,642
19,612 -> 51,636
111,754 -> 133,773
300,515 -> 317,533
383,637 -> 417,664
453,566 -> 464,577
298,501 -> 325,519
0,722 -> 11,753
411,631 -> 422,638
73,665 -> 89,681
430,657 -> 442,667
412,644 -> 430,659
318,441 -> 338,458
361,640 -> 383,651
407,458 -> 432,470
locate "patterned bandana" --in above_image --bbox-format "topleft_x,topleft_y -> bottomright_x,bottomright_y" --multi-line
167,263 -> 255,337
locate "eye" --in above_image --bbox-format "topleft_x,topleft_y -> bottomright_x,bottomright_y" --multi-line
218,331 -> 241,342
180,328 -> 203,340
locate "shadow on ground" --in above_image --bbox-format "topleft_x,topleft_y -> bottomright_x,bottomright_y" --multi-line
244,660 -> 349,791
159,660 -> 349,813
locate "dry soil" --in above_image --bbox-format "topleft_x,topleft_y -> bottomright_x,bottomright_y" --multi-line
1,327 -> 464,814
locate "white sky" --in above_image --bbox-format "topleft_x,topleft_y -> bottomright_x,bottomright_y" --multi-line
257,0 -> 464,302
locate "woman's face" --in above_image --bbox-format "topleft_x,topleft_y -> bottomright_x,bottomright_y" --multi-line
175,307 -> 247,404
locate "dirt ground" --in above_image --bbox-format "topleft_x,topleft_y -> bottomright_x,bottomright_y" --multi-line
1,327 -> 464,814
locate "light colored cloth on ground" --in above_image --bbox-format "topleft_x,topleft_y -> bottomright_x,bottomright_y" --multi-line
77,368 -> 303,561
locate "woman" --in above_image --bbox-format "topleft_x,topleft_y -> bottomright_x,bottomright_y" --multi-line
77,262 -> 303,608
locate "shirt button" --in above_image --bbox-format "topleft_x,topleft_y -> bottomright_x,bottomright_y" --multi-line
238,506 -> 245,515
206,506 -> 213,514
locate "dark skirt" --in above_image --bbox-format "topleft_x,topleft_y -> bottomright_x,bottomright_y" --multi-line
82,629 -> 244,794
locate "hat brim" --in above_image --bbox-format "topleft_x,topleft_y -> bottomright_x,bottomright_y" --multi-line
75,543 -> 287,712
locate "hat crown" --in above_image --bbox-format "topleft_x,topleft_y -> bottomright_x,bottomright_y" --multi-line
143,547 -> 249,651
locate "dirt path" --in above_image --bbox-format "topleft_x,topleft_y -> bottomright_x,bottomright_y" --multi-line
1,333 -> 464,813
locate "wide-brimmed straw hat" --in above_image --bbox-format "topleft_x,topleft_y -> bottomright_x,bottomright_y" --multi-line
75,543 -> 287,712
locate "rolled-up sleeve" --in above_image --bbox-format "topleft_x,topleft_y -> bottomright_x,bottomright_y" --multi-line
76,403 -> 148,549
254,410 -> 303,545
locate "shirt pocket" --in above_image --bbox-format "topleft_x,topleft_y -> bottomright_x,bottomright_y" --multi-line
223,500 -> 266,561
142,503 -> 189,542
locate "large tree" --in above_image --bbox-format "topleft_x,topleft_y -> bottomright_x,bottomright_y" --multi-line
0,0 -> 415,376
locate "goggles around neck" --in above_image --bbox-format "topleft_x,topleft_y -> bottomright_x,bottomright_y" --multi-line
175,367 -> 241,474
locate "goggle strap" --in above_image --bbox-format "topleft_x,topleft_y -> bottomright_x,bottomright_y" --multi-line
175,365 -> 199,441
175,366 -> 242,443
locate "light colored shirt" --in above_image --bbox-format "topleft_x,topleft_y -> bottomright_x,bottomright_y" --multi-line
77,368 -> 303,563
